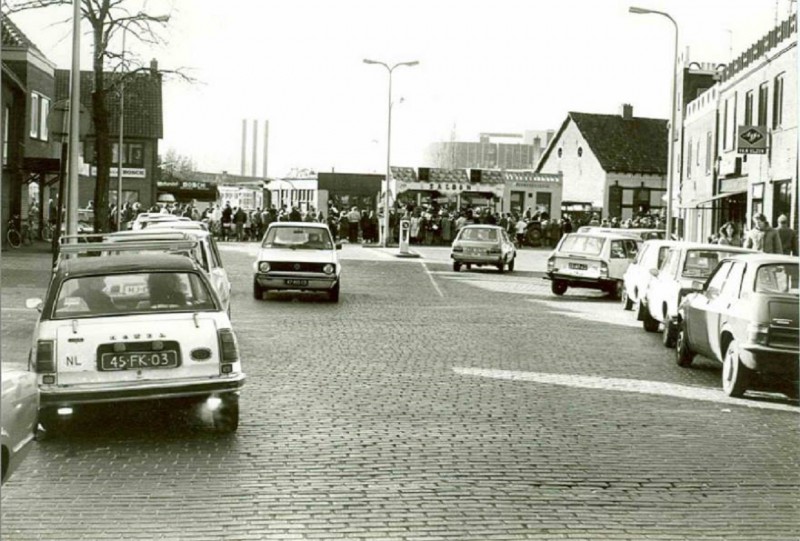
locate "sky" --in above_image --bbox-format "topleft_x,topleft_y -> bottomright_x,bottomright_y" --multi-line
7,0 -> 794,177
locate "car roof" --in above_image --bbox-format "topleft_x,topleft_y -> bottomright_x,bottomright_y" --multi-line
722,253 -> 798,265
566,231 -> 642,240
461,224 -> 504,229
58,254 -> 199,277
641,239 -> 682,247
268,221 -> 328,229
665,243 -> 755,253
141,223 -> 210,234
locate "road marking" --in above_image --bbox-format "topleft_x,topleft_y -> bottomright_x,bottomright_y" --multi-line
421,261 -> 444,298
454,367 -> 798,413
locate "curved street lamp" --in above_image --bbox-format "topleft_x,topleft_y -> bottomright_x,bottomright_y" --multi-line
629,6 -> 678,239
363,58 -> 419,247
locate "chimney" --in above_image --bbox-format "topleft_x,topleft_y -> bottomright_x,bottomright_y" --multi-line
262,120 -> 269,179
241,119 -> 247,176
533,136 -> 541,149
620,103 -> 633,120
252,119 -> 258,177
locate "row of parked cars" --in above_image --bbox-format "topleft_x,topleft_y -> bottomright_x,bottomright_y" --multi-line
544,228 -> 798,400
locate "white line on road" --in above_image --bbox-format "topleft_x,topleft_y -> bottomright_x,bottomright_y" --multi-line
454,367 -> 798,413
421,261 -> 444,298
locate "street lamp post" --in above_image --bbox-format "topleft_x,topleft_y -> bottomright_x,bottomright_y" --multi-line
363,58 -> 419,248
117,14 -> 170,230
629,6 -> 678,239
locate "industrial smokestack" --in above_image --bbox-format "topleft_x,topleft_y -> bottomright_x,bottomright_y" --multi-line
263,120 -> 269,178
251,119 -> 258,177
241,119 -> 247,176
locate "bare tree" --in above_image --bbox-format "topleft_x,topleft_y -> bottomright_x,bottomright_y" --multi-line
160,148 -> 195,180
5,0 -> 176,233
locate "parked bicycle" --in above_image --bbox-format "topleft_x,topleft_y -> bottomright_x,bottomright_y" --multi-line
6,215 -> 33,248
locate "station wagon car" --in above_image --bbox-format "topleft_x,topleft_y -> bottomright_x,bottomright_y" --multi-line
641,243 -> 754,346
621,239 -> 680,312
546,232 -> 641,298
450,224 -> 516,273
253,222 -> 342,302
1,367 -> 38,484
676,254 -> 798,398
26,253 -> 245,434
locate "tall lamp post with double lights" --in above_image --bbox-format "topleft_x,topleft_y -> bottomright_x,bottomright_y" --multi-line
629,6 -> 678,239
117,14 -> 170,230
363,58 -> 419,248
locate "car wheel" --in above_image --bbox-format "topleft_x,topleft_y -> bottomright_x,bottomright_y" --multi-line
662,317 -> 677,348
621,287 -> 633,310
508,257 -> 515,272
635,299 -> 647,321
675,320 -> 695,367
609,280 -> 623,300
497,261 -> 505,273
328,280 -> 340,303
722,339 -> 749,398
453,261 -> 461,272
642,307 -> 660,333
466,264 -> 472,271
551,280 -> 567,296
253,278 -> 263,300
212,394 -> 239,433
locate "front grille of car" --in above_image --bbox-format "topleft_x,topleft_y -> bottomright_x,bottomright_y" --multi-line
768,327 -> 799,349
268,262 -> 326,273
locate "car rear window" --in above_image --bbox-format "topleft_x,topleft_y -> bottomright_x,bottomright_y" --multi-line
459,228 -> 498,242
755,263 -> 799,295
559,235 -> 605,256
682,250 -> 726,278
53,272 -> 216,319
262,227 -> 333,249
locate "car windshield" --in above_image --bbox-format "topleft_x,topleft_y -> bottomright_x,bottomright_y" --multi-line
682,250 -> 727,278
262,226 -> 333,249
53,271 -> 216,319
559,235 -> 605,256
755,263 -> 799,295
459,228 -> 498,242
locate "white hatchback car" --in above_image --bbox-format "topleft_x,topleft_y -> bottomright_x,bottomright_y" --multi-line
450,224 -> 516,273
253,222 -> 342,302
621,239 -> 681,312
546,232 -> 641,298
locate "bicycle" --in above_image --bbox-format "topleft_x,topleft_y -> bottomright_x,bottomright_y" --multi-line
6,215 -> 33,248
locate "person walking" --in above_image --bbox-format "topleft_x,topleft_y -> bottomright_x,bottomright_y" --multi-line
717,222 -> 741,246
775,214 -> 797,255
744,213 -> 783,254
346,206 -> 361,243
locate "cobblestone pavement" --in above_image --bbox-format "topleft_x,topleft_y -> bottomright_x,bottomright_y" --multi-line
1,242 -> 798,540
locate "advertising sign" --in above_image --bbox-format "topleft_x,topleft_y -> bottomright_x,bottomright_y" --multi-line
737,125 -> 768,154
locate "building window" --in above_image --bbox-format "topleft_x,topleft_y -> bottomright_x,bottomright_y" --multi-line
535,192 -> 551,217
30,93 -> 39,138
111,142 -> 145,167
557,148 -> 562,158
723,99 -> 729,150
3,106 -> 8,166
28,92 -> 50,141
757,82 -> 768,126
686,138 -> 692,179
744,89 -> 754,125
577,146 -> 583,157
705,131 -> 712,174
751,182 -> 764,219
773,180 -> 792,226
773,73 -> 784,128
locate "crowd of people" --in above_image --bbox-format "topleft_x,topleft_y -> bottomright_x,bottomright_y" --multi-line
709,213 -> 797,255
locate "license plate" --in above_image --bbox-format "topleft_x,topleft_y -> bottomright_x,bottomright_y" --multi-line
569,262 -> 588,270
468,248 -> 483,255
285,279 -> 309,286
99,351 -> 179,371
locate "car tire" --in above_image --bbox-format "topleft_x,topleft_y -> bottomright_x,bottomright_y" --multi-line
609,280 -> 623,300
508,257 -> 515,272
621,287 -> 634,310
328,281 -> 340,303
675,320 -> 695,367
212,394 -> 239,433
722,339 -> 749,398
253,279 -> 264,300
466,264 -> 472,271
497,261 -> 505,274
635,299 -> 647,321
551,280 -> 567,296
662,317 -> 677,348
453,261 -> 461,272
642,306 -> 660,333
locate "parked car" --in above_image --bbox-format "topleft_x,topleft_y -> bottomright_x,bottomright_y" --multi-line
450,224 -> 516,273
1,367 -> 38,484
676,254 -> 798,398
577,226 -> 668,241
621,239 -> 681,311
641,243 -> 755,345
253,222 -> 342,302
26,252 -> 245,434
546,232 -> 641,298
130,213 -> 190,230
106,226 -> 231,314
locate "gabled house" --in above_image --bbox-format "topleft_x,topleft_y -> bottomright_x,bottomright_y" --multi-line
1,16 -> 59,245
537,105 -> 668,222
54,59 -> 164,210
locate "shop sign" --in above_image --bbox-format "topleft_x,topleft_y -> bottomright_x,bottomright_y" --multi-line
737,125 -> 767,154
88,166 -> 147,178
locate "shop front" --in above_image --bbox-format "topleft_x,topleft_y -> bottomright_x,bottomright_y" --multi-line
396,180 -> 504,213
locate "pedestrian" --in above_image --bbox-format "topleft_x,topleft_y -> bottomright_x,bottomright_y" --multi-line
233,206 -> 247,242
346,206 -> 361,243
717,222 -> 741,247
515,216 -> 527,247
743,213 -> 782,254
775,214 -> 798,255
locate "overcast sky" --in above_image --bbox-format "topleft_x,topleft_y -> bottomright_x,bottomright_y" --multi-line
8,0 -> 794,177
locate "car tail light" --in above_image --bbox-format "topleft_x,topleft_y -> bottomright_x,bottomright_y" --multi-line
600,262 -> 609,278
488,246 -> 502,254
547,257 -> 555,272
452,244 -> 464,252
217,329 -> 239,373
747,323 -> 770,346
323,263 -> 335,274
36,340 -> 55,373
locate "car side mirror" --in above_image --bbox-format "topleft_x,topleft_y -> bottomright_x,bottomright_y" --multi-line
691,280 -> 706,291
335,242 -> 342,250
649,268 -> 659,277
25,298 -> 43,312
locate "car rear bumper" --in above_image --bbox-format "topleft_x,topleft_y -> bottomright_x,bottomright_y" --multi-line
740,345 -> 799,378
451,253 -> 503,265
39,373 -> 246,406
546,272 -> 616,290
255,273 -> 338,290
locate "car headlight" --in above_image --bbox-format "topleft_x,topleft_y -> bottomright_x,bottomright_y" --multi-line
258,261 -> 270,272
323,263 -> 335,275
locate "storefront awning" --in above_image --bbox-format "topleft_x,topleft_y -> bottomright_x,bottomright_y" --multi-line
682,189 -> 747,209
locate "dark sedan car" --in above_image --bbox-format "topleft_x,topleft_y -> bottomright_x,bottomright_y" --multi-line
676,254 -> 798,399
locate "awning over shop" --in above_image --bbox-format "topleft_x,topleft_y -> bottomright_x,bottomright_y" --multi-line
397,180 -> 504,198
682,190 -> 747,210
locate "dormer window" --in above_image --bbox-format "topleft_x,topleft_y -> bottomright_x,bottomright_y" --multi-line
557,148 -> 562,158
577,147 -> 583,157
